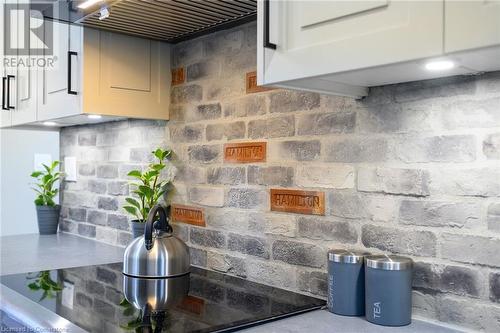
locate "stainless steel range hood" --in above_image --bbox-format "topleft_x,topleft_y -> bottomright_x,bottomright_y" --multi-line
38,0 -> 257,43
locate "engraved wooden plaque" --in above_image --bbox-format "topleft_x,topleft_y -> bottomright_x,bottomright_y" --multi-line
171,204 -> 205,226
224,142 -> 267,163
176,296 -> 205,315
171,67 -> 185,86
246,71 -> 273,94
270,189 -> 325,215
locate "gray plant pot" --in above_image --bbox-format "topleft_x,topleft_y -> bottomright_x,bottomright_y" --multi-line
130,220 -> 145,239
36,205 -> 61,235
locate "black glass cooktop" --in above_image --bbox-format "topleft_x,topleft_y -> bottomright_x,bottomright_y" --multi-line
0,263 -> 325,332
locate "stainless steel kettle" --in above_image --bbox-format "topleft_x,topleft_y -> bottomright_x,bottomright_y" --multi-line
123,204 -> 190,278
122,204 -> 190,311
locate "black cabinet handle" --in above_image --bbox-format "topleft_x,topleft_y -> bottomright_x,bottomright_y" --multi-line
1,77 -> 7,110
6,75 -> 15,109
264,0 -> 276,49
67,51 -> 78,95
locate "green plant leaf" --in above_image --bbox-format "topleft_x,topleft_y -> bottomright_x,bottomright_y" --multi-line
145,171 -> 159,181
42,163 -> 51,173
123,206 -> 137,215
123,306 -> 135,317
30,171 -> 42,178
119,298 -> 130,307
138,185 -> 154,199
40,279 -> 51,291
42,174 -> 53,184
125,198 -> 141,208
46,277 -> 59,288
28,282 -> 41,290
132,190 -> 145,197
153,148 -> 164,160
127,170 -> 142,178
151,164 -> 166,171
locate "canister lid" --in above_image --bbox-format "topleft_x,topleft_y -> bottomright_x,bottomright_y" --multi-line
365,255 -> 413,271
328,249 -> 367,264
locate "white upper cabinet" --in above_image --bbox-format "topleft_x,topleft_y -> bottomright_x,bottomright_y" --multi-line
444,0 -> 500,72
0,0 -> 11,128
11,2 -> 37,126
1,0 -> 37,127
445,0 -> 500,53
37,21 -> 82,122
258,0 -> 500,98
260,0 -> 443,82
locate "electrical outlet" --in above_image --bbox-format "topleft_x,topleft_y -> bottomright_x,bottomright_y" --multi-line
64,157 -> 77,182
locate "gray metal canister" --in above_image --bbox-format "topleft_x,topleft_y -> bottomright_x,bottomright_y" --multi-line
327,249 -> 367,316
365,255 -> 413,326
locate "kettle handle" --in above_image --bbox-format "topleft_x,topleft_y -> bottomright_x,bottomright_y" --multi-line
144,204 -> 167,251
154,205 -> 173,234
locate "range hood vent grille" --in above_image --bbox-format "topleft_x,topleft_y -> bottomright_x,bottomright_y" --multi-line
77,0 -> 257,43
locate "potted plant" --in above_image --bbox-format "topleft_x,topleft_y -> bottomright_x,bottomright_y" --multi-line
31,161 -> 63,235
123,148 -> 172,238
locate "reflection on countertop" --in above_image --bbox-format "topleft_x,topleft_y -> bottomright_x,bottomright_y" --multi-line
0,263 -> 324,332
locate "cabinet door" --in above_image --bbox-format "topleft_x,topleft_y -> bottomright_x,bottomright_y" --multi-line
83,29 -> 170,120
37,20 -> 81,121
258,0 -> 444,85
0,0 -> 11,127
11,0 -> 37,126
445,0 -> 500,53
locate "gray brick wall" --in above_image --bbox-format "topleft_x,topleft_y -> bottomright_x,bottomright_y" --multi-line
60,119 -> 169,247
59,22 -> 500,331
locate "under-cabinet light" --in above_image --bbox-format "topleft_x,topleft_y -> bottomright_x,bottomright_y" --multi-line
88,114 -> 102,119
425,60 -> 455,71
43,121 -> 57,126
77,0 -> 101,9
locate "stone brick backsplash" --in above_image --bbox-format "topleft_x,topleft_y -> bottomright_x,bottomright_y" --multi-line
60,119 -> 169,246
59,22 -> 500,331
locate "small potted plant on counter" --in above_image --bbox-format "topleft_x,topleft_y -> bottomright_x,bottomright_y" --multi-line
123,148 -> 172,238
31,161 -> 63,235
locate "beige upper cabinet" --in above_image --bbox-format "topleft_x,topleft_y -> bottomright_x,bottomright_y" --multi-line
258,0 -> 500,98
82,29 -> 170,120
4,19 -> 170,128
